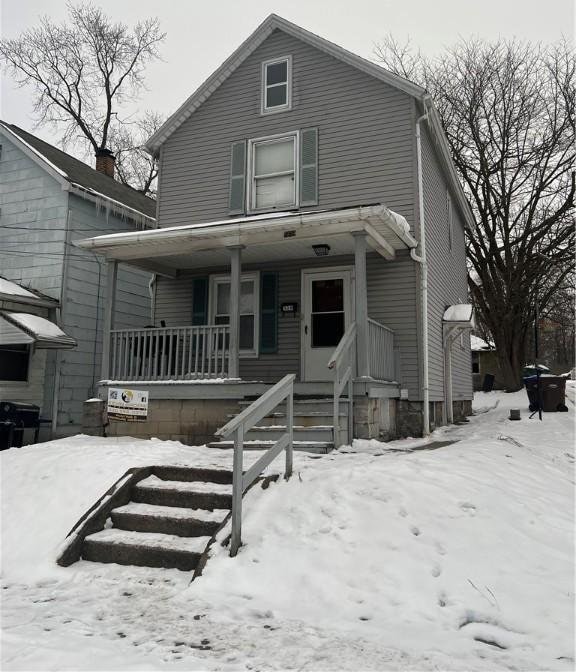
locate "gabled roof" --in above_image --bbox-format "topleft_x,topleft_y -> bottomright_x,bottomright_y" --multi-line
144,14 -> 475,231
0,122 -> 156,223
145,14 -> 425,154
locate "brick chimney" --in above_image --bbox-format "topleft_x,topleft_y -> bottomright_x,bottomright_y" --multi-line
95,148 -> 116,179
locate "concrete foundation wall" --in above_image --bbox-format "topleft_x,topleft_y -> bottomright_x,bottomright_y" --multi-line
105,398 -> 241,446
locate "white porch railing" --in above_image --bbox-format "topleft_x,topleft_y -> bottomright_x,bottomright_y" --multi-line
328,322 -> 356,448
108,325 -> 230,381
215,373 -> 295,557
368,318 -> 395,381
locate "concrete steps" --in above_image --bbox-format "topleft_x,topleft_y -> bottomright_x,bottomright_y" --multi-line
83,529 -> 211,571
212,397 -> 342,453
208,439 -> 334,454
80,466 -> 234,572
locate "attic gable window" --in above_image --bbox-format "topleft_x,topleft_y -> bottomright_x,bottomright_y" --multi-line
261,56 -> 292,114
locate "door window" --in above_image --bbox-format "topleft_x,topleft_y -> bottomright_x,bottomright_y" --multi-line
311,278 -> 345,348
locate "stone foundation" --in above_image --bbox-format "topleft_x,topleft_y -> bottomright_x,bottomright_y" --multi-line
395,399 -> 473,438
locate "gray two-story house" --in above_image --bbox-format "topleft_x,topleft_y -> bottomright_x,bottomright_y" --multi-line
0,123 -> 155,439
78,14 -> 474,447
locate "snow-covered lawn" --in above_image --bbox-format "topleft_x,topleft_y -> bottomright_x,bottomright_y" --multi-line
1,389 -> 574,671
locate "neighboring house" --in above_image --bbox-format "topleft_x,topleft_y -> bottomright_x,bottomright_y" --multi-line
0,122 -> 155,439
470,335 -> 502,391
77,14 -> 474,445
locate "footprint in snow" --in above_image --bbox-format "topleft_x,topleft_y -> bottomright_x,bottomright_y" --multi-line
460,502 -> 477,515
398,507 -> 408,518
435,541 -> 447,555
410,526 -> 421,536
431,564 -> 442,578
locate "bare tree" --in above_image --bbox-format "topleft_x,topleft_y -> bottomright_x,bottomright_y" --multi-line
0,2 -> 165,191
375,37 -> 575,390
108,111 -> 165,196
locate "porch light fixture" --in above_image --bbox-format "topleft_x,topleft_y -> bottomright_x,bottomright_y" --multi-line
312,244 -> 330,257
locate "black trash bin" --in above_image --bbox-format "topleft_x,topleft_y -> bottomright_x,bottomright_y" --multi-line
0,402 -> 41,448
524,376 -> 568,412
482,373 -> 495,392
0,421 -> 15,451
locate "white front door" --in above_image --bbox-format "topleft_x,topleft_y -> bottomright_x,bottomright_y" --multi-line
301,268 -> 353,381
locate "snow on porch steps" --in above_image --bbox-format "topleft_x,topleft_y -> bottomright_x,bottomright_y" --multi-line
132,475 -> 233,510
113,502 -> 228,522
111,502 -> 229,538
82,528 -> 212,572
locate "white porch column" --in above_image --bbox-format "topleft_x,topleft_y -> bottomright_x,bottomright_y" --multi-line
101,259 -> 118,380
352,231 -> 370,378
228,246 -> 243,379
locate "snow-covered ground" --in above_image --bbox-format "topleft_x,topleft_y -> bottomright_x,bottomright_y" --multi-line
1,388 -> 574,671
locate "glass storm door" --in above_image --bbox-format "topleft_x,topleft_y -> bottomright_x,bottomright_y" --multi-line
302,269 -> 353,381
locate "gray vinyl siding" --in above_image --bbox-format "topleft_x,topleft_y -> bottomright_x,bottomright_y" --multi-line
421,125 -> 472,401
154,252 -> 419,393
157,29 -> 415,230
54,195 -> 152,434
0,133 -> 68,299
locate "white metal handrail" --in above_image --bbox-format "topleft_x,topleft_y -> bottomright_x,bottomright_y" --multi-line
327,322 -> 356,448
215,373 -> 295,557
108,325 -> 230,381
367,318 -> 395,381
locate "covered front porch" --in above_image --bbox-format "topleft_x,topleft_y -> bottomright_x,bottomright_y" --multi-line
77,204 -> 418,397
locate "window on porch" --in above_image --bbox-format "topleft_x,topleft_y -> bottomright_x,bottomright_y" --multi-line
210,274 -> 260,356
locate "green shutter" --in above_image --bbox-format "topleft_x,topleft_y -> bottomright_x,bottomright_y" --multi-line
300,128 -> 318,206
260,272 -> 278,354
191,277 -> 209,325
229,140 -> 247,214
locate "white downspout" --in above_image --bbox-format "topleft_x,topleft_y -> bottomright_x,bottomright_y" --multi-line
411,96 -> 432,436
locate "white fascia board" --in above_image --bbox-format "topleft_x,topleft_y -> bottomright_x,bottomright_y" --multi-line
75,204 -> 415,258
145,14 -> 425,155
0,292 -> 58,309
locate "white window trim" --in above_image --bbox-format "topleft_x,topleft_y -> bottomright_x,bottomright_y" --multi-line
247,131 -> 299,214
209,272 -> 260,358
261,55 -> 292,115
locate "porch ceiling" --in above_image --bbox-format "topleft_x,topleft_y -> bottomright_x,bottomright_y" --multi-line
75,204 -> 418,276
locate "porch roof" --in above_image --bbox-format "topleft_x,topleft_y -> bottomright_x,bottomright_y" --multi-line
74,204 -> 418,277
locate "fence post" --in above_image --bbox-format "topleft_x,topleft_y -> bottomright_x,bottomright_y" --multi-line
286,385 -> 293,478
230,425 -> 244,556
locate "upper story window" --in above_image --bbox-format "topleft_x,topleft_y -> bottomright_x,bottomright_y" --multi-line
248,132 -> 298,211
261,56 -> 292,114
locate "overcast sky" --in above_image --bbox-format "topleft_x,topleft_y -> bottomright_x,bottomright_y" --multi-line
1,0 -> 574,153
